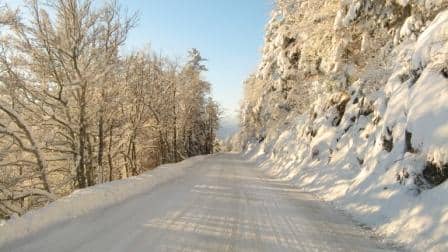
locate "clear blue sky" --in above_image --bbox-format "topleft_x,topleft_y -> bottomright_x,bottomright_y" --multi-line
119,0 -> 273,136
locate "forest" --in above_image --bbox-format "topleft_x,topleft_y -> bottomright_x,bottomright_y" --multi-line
0,0 -> 220,218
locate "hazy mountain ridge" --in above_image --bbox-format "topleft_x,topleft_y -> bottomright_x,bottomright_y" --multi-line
233,1 -> 448,251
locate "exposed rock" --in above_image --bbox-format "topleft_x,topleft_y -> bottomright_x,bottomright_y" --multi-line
423,160 -> 448,186
405,130 -> 416,153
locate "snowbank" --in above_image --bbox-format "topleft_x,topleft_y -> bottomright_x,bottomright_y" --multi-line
242,11 -> 448,252
0,156 -> 206,247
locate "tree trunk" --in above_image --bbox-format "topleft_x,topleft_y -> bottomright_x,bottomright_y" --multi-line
98,115 -> 104,183
77,87 -> 87,189
108,126 -> 114,182
172,81 -> 178,162
0,103 -> 53,194
86,135 -> 95,186
131,141 -> 138,176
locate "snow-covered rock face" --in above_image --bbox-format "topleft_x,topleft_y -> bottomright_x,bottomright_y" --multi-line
237,1 -> 448,251
240,0 -> 448,184
382,10 -> 448,173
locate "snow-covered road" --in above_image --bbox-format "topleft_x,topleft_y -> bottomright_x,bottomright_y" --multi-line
3,153 -> 398,252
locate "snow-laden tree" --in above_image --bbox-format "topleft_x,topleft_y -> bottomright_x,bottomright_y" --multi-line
1,0 -> 137,189
177,49 -> 217,157
238,0 -> 448,145
0,0 -> 220,218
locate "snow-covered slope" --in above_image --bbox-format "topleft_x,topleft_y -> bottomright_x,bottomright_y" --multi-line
236,1 -> 448,251
0,156 -> 206,247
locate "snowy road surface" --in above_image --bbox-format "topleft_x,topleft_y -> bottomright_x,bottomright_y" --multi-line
3,153 -> 397,252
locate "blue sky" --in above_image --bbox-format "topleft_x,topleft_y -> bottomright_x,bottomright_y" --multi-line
119,0 -> 273,136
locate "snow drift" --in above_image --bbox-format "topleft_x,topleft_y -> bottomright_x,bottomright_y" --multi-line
0,156 -> 206,247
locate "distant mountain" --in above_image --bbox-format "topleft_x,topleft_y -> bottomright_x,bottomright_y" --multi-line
218,115 -> 239,139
